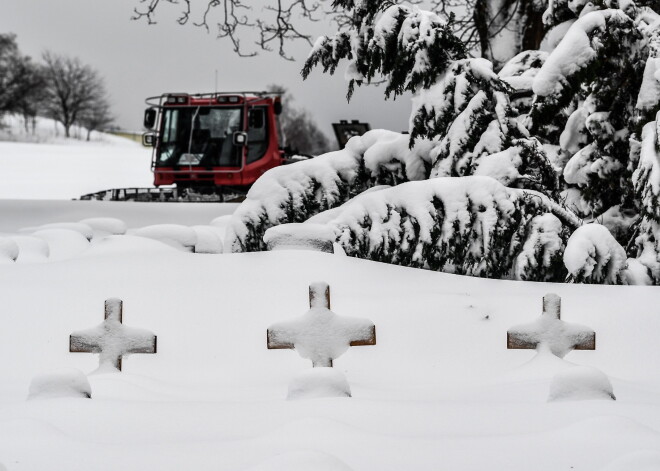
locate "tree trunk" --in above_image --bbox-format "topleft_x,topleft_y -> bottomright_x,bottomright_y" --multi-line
474,0 -> 547,71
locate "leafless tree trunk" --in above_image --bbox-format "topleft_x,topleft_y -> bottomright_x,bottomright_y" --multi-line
42,52 -> 103,138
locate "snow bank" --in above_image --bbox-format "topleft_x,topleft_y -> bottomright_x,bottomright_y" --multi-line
287,368 -> 352,400
133,224 -> 197,252
548,365 -> 615,401
563,224 -> 628,284
27,368 -> 91,400
249,451 -> 354,471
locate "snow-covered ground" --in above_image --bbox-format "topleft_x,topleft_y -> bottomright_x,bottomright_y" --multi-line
0,114 -> 152,199
1,138 -> 660,470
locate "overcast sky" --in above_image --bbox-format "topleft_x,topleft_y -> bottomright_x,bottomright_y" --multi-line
1,0 -> 413,142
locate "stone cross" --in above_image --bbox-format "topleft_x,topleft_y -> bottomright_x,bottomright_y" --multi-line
70,298 -> 157,371
507,293 -> 595,358
267,282 -> 376,367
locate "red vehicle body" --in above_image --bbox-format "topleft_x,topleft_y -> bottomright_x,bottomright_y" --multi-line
143,91 -> 286,196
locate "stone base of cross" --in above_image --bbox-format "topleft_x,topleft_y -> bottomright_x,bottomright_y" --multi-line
507,293 -> 595,358
70,298 -> 157,372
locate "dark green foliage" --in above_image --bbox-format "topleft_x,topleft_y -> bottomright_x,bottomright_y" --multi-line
302,3 -> 466,101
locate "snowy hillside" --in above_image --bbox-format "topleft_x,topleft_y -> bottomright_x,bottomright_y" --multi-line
0,115 -> 152,200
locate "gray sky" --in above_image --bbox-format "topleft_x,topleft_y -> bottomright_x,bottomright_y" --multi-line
1,0 -> 413,142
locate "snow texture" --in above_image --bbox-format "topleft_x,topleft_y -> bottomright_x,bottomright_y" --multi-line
637,57 -> 660,111
27,368 -> 91,400
264,223 -> 336,253
133,224 -> 197,252
548,365 -> 616,401
507,293 -> 595,358
248,451 -> 354,471
286,367 -> 352,400
70,298 -> 157,372
267,282 -> 375,367
563,224 -> 628,284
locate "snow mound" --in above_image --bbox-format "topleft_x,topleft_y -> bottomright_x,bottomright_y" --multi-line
27,368 -> 91,400
133,224 -> 197,252
0,237 -> 19,263
11,235 -> 49,263
287,367 -> 352,400
32,229 -> 90,261
248,451 -> 354,471
191,225 -> 223,254
599,450 -> 660,471
548,365 -> 615,401
27,222 -> 94,241
79,218 -> 127,237
264,223 -> 335,253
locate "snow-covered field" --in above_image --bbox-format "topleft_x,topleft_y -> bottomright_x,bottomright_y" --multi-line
1,137 -> 660,470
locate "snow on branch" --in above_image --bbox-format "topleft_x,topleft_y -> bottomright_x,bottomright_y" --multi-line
563,223 -> 629,284
302,3 -> 466,100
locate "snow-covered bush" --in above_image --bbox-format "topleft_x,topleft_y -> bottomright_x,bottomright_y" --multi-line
284,177 -> 576,280
226,130 -> 432,252
563,223 -> 629,283
0,237 -> 19,263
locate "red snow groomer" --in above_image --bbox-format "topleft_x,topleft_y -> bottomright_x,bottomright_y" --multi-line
140,91 -> 288,200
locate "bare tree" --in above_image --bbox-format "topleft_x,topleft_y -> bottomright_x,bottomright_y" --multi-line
41,52 -> 105,138
131,0 -> 323,60
79,98 -> 114,141
0,34 -> 42,117
268,84 -> 332,155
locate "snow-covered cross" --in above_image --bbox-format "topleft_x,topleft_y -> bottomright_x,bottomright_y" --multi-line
507,293 -> 595,358
267,282 -> 376,367
69,298 -> 157,371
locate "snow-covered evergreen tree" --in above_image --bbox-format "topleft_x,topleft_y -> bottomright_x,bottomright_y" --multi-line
224,0 -> 660,285
529,6 -> 659,225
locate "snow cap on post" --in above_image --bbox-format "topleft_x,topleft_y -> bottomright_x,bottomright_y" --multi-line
267,282 -> 376,367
